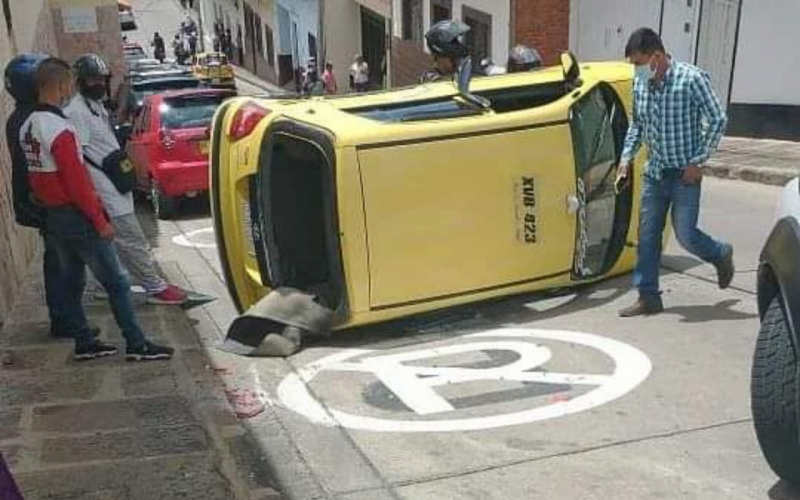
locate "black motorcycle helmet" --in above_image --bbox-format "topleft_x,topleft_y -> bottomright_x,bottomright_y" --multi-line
507,44 -> 543,73
73,53 -> 111,100
425,20 -> 470,60
4,53 -> 48,105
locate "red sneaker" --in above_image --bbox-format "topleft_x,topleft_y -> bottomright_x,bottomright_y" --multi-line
147,285 -> 188,305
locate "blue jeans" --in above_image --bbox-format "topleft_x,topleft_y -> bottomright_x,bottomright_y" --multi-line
634,171 -> 726,297
43,234 -> 66,332
44,208 -> 146,350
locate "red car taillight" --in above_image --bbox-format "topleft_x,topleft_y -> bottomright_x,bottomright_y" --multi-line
158,128 -> 176,150
228,102 -> 270,141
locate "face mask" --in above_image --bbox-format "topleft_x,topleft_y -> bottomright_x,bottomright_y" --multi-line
634,59 -> 656,81
82,84 -> 106,101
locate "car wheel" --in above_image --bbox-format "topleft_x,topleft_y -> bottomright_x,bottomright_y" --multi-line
751,293 -> 800,485
150,180 -> 179,220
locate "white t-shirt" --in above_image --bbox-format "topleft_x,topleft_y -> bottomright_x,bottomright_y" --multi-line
64,95 -> 134,217
350,62 -> 370,84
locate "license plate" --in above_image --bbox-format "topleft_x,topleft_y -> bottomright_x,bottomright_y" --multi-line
212,78 -> 221,84
199,141 -> 209,154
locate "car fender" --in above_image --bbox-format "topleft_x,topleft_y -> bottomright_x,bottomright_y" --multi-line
758,216 -> 800,347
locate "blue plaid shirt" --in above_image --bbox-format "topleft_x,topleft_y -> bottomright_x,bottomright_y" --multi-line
620,60 -> 727,179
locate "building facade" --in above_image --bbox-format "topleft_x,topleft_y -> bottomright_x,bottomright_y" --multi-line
0,0 -> 124,325
390,0 -> 569,87
569,0 -> 798,141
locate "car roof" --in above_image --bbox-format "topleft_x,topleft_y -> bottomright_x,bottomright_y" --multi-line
160,88 -> 236,99
132,76 -> 200,88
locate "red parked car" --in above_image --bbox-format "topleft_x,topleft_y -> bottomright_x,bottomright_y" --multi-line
127,88 -> 236,218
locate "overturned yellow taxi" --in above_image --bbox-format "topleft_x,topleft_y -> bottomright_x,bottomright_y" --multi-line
210,54 -> 647,354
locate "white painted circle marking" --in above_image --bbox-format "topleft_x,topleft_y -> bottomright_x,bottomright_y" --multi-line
277,328 -> 652,432
172,227 -> 216,249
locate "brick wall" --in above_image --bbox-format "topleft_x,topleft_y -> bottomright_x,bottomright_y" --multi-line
512,0 -> 570,66
391,37 -> 430,88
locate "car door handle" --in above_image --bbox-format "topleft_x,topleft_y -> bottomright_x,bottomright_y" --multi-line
566,194 -> 583,215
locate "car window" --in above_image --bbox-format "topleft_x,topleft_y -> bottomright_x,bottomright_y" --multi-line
347,82 -> 568,122
160,94 -> 231,129
133,79 -> 201,95
570,83 -> 630,278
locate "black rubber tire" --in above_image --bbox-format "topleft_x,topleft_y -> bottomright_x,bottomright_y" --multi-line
150,180 -> 179,220
751,294 -> 800,485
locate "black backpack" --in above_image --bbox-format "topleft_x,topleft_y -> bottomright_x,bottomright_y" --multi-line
5,106 -> 46,229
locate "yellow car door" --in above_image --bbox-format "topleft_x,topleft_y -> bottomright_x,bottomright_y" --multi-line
357,99 -> 578,309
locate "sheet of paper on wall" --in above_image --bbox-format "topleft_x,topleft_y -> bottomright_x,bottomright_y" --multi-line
62,7 -> 99,34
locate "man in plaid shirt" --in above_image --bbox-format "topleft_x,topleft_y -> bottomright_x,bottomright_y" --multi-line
617,28 -> 734,317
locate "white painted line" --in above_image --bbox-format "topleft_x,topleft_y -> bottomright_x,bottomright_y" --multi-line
172,227 -> 216,249
277,328 -> 652,433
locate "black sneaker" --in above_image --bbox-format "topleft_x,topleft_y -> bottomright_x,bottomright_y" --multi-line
714,244 -> 735,290
126,341 -> 174,361
74,342 -> 118,361
619,295 -> 664,318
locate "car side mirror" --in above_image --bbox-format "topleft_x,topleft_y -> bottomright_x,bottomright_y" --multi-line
560,51 -> 582,89
456,57 -> 491,111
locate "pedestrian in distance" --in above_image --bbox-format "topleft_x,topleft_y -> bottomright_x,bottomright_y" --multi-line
616,28 -> 733,317
64,54 -> 190,307
18,57 -> 173,361
152,31 -> 166,63
322,62 -> 338,95
349,54 -> 369,93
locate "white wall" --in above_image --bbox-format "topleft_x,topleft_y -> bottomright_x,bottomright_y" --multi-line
324,0 -> 361,90
408,0 -> 509,65
569,0 -> 661,61
730,0 -> 800,105
276,0 -> 318,67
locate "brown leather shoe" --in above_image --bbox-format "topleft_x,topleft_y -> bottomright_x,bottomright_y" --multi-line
619,295 -> 664,317
714,244 -> 735,290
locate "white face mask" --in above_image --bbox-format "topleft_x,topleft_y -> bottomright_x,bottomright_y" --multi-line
635,58 -> 656,81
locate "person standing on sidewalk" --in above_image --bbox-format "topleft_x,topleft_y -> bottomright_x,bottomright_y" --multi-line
349,55 -> 369,93
64,54 -> 188,306
20,57 -> 172,361
322,62 -> 338,95
616,28 -> 734,317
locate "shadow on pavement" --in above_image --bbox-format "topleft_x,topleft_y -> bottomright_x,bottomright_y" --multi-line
769,480 -> 800,500
311,276 -> 631,350
665,299 -> 758,324
662,254 -> 707,273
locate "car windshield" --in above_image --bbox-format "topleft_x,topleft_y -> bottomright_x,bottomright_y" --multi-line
160,94 -> 231,129
124,46 -> 145,57
133,79 -> 200,94
203,54 -> 228,65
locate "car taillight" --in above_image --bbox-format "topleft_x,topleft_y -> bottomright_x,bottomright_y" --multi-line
228,102 -> 270,141
158,128 -> 176,149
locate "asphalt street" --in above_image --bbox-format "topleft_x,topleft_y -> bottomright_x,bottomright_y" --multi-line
150,174 -> 792,500
125,2 -> 796,499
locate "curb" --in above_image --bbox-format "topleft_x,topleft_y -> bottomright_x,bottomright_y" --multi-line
704,161 -> 799,186
234,68 -> 289,96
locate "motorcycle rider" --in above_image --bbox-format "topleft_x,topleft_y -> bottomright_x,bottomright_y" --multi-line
419,20 -> 470,83
506,44 -> 543,73
64,54 -> 190,306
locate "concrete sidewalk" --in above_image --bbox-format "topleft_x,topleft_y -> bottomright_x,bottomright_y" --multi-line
0,254 -> 282,500
705,137 -> 799,186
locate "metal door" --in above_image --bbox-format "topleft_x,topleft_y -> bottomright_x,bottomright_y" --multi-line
695,0 -> 741,105
660,0 -> 701,62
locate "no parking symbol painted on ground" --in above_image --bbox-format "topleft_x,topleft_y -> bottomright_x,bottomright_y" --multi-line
277,328 -> 652,433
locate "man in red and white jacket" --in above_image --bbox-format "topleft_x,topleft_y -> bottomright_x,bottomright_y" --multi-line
20,57 -> 172,361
